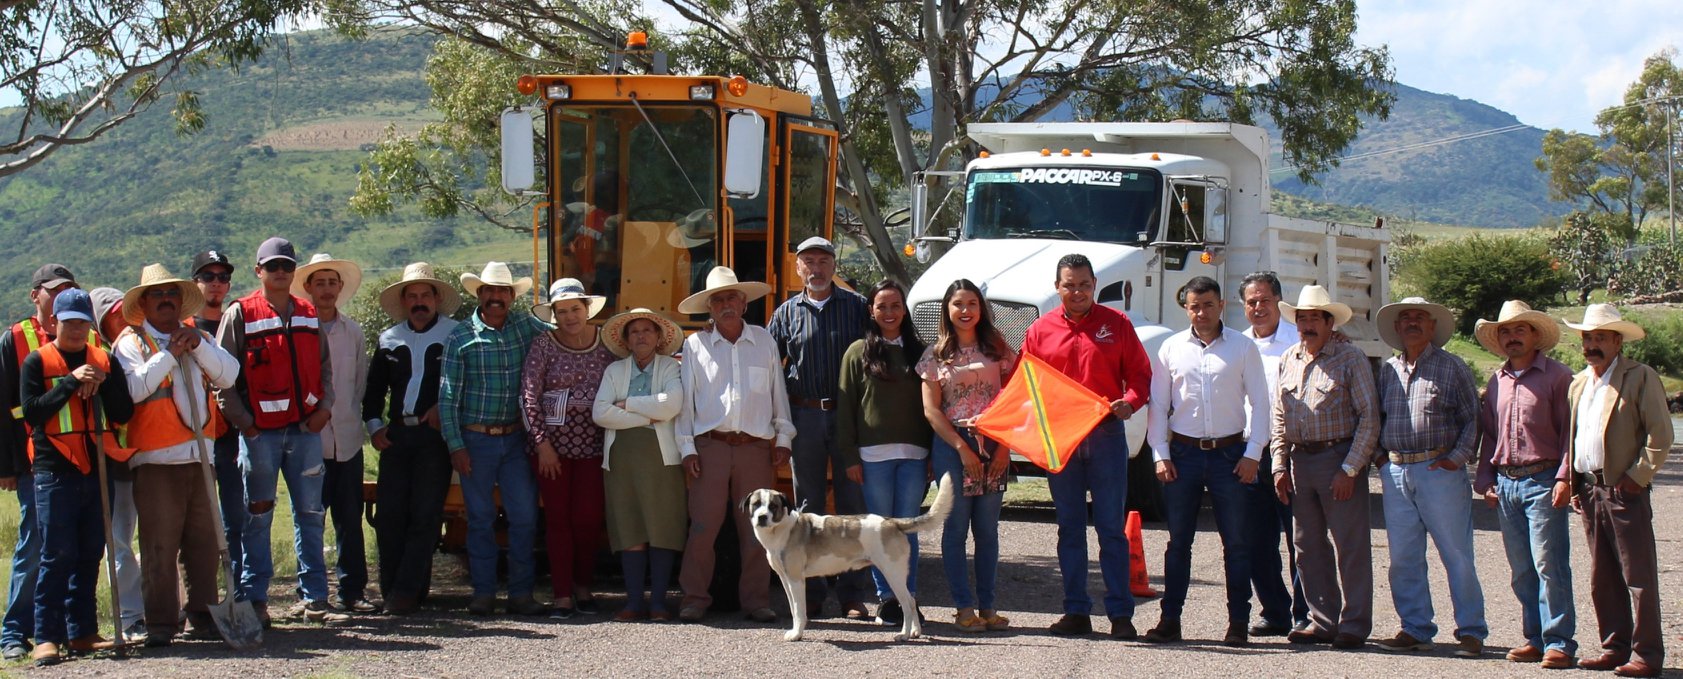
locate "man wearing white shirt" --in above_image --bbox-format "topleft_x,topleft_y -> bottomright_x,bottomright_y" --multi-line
1143,276 -> 1270,647
674,267 -> 794,624
1238,272 -> 1304,635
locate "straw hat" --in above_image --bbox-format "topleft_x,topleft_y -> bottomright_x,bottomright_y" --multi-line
461,261 -> 533,297
1563,303 -> 1646,341
534,278 -> 607,322
1277,285 -> 1353,327
666,208 -> 717,249
601,308 -> 684,358
677,266 -> 773,315
292,253 -> 363,302
1474,300 -> 1561,357
122,263 -> 205,326
1377,297 -> 1454,351
379,262 -> 463,323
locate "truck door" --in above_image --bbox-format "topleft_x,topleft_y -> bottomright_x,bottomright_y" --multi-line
1152,178 -> 1225,330
773,118 -> 839,307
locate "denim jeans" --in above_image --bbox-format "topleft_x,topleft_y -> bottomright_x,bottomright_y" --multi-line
214,432 -> 246,573
238,424 -> 329,603
1159,440 -> 1252,622
862,456 -> 928,600
1380,459 -> 1488,641
932,430 -> 1002,610
1250,452 -> 1307,627
324,453 -> 368,601
1047,417 -> 1132,618
32,469 -> 106,645
460,430 -> 538,598
1496,469 -> 1576,654
790,407 -> 868,604
2,473 -> 40,649
110,477 -> 144,628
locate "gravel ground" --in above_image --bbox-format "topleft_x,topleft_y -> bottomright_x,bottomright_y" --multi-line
13,457 -> 1683,678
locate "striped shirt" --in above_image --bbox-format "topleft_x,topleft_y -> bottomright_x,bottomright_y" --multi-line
1269,339 -> 1379,472
1377,344 -> 1480,465
767,288 -> 870,403
440,310 -> 553,452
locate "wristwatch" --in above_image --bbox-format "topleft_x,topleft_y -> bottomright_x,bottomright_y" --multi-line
1341,463 -> 1361,478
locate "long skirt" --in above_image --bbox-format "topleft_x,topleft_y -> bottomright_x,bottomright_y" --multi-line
604,427 -> 688,552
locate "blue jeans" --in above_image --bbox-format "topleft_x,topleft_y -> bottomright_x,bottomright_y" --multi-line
863,457 -> 928,600
1496,469 -> 1576,654
1250,452 -> 1305,627
932,431 -> 1002,610
32,470 -> 106,645
1380,459 -> 1487,641
238,424 -> 329,603
460,430 -> 538,598
2,473 -> 40,649
790,407 -> 869,604
1160,440 -> 1251,622
1048,417 -> 1132,618
214,432 -> 246,575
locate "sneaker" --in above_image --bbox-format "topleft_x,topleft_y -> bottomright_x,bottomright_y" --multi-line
468,596 -> 497,616
120,620 -> 149,645
1048,613 -> 1092,636
338,597 -> 380,614
303,600 -> 352,624
549,606 -> 577,620
3,644 -> 30,661
875,599 -> 904,626
1374,630 -> 1432,652
1454,635 -> 1484,658
574,599 -> 601,615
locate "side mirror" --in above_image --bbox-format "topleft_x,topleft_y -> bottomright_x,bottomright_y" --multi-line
910,181 -> 929,236
724,109 -> 765,198
1205,187 -> 1228,244
500,108 -> 536,195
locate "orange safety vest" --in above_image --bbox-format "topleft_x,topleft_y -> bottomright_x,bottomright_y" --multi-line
236,291 -> 324,429
28,342 -> 133,473
10,318 -> 103,422
122,326 -> 228,452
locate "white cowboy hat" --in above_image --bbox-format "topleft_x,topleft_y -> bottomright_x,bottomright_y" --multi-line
461,261 -> 533,298
122,263 -> 205,326
677,266 -> 772,315
601,308 -> 684,358
1564,303 -> 1646,341
666,208 -> 716,249
379,262 -> 463,323
1377,297 -> 1455,351
534,278 -> 607,322
291,253 -> 363,302
1474,300 -> 1561,357
1278,284 -> 1353,327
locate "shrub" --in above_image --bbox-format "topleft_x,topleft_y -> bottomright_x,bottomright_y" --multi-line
1623,311 -> 1683,377
1548,211 -> 1617,305
1608,241 -> 1683,298
1398,233 -> 1571,335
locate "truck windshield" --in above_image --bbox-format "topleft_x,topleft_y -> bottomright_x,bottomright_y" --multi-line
964,167 -> 1162,244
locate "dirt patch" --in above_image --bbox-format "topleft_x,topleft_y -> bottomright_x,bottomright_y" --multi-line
253,118 -> 426,151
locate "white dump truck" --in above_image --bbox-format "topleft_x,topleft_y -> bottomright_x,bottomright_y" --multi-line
905,121 -> 1391,516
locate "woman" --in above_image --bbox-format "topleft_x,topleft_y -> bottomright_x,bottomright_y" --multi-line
592,308 -> 687,621
836,280 -> 934,627
519,278 -> 617,618
915,278 -> 1016,633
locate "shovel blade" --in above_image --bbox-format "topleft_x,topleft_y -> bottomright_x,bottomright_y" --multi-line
207,598 -> 264,650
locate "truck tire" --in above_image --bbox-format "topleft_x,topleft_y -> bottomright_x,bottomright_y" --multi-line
1126,446 -> 1165,522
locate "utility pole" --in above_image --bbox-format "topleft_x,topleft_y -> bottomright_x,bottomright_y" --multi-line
1670,100 -> 1677,246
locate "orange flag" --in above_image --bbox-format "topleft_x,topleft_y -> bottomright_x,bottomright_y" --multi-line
973,352 -> 1111,474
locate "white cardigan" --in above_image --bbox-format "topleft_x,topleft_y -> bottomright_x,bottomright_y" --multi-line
592,354 -> 684,471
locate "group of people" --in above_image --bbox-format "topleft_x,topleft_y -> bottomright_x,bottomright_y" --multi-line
0,236 -> 1672,676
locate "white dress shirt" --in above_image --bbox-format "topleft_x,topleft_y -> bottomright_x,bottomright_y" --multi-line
1147,326 -> 1271,461
318,315 -> 369,462
1243,320 -> 1299,397
116,320 -> 242,466
675,324 -> 795,457
1572,358 -> 1619,474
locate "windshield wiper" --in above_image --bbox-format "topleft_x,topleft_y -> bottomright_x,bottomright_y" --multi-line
1005,228 -> 1080,240
628,93 -> 708,209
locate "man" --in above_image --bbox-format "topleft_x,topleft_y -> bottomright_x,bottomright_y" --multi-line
365,262 -> 461,615
0,264 -> 80,660
112,264 -> 240,646
294,253 -> 374,614
1473,300 -> 1576,669
189,250 -> 246,581
213,237 -> 345,625
673,266 -> 793,624
439,261 -> 550,617
1270,284 -> 1378,650
1143,276 -> 1269,646
19,288 -> 134,665
87,288 -> 146,643
766,236 -> 871,619
1021,253 -> 1151,639
1370,298 -> 1487,657
1237,272 -> 1306,636
1559,304 -> 1672,678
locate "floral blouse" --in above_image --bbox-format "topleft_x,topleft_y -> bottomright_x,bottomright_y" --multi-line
916,344 -> 1017,495
519,331 -> 618,459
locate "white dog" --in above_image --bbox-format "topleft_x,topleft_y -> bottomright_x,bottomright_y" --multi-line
741,474 -> 954,642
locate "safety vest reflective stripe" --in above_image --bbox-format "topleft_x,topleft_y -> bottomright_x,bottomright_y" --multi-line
258,399 -> 292,413
244,315 -> 320,335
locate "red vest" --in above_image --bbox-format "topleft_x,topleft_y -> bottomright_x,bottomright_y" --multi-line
28,342 -> 132,473
236,291 -> 325,429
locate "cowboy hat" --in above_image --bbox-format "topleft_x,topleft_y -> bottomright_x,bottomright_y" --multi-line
677,266 -> 773,315
1564,303 -> 1646,341
461,261 -> 533,297
534,278 -> 607,322
292,253 -> 363,302
665,208 -> 717,249
1278,284 -> 1353,327
379,262 -> 463,323
122,263 -> 206,326
601,308 -> 684,358
1377,297 -> 1454,351
1474,300 -> 1561,357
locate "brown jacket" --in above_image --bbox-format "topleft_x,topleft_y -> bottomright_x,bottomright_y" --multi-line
1560,357 -> 1673,487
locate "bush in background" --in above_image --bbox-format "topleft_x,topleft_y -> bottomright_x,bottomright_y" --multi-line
1399,232 -> 1571,335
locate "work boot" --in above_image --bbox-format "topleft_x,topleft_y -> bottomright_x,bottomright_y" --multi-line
1374,630 -> 1431,652
1143,618 -> 1181,643
1507,644 -> 1543,663
251,600 -> 273,629
1223,621 -> 1250,647
31,641 -> 62,667
1048,614 -> 1092,636
507,595 -> 549,616
65,634 -> 114,654
304,600 -> 351,624
1540,649 -> 1575,669
1108,616 -> 1137,640
468,596 -> 497,616
1454,635 -> 1484,658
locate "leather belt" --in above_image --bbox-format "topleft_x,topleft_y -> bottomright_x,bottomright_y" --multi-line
1387,446 -> 1450,465
401,415 -> 424,427
464,422 -> 520,436
1291,437 -> 1353,454
1171,432 -> 1245,450
791,397 -> 835,411
702,430 -> 767,446
1498,460 -> 1557,479
1577,470 -> 1611,488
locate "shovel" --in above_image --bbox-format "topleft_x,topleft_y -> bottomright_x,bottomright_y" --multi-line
90,398 -> 127,658
181,360 -> 263,650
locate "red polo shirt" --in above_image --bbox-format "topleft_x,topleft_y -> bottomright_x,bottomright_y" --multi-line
1021,303 -> 1151,411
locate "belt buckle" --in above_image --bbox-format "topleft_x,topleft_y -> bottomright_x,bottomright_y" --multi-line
820,398 -> 834,410
1199,438 -> 1216,451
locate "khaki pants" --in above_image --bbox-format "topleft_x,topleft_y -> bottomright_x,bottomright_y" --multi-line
133,463 -> 220,636
679,436 -> 776,612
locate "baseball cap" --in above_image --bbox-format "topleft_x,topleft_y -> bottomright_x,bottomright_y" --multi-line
192,249 -> 233,275
794,236 -> 836,257
31,263 -> 76,290
255,237 -> 298,265
52,288 -> 95,323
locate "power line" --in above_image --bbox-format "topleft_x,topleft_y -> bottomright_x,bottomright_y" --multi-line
1270,123 -> 1533,175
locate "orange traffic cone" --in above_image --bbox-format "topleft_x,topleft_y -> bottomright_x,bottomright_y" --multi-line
1126,510 -> 1158,599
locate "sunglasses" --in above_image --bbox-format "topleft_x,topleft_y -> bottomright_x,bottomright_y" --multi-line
143,288 -> 183,300
195,272 -> 232,283
262,260 -> 297,273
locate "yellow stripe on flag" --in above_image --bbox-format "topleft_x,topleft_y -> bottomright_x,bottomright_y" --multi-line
1023,360 -> 1059,469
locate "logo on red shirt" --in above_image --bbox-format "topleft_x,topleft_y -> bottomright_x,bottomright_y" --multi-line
1094,324 -> 1115,343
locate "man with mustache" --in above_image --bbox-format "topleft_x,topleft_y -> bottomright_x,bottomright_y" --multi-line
188,250 -> 247,590
766,237 -> 872,619
1472,300 -> 1577,668
1237,272 -> 1306,637
1558,304 -> 1672,678
364,263 -> 460,615
440,262 -> 551,617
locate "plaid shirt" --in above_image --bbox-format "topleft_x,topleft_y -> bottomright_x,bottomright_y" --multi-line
1377,344 -> 1480,465
1270,340 -> 1379,472
768,288 -> 870,403
440,310 -> 553,452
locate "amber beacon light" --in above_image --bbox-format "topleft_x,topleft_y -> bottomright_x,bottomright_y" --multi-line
728,75 -> 749,97
626,31 -> 649,49
516,75 -> 538,96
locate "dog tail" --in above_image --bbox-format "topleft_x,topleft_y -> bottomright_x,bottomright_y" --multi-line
885,473 -> 955,534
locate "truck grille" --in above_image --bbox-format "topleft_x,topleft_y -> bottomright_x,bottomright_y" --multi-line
912,300 -> 1040,349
